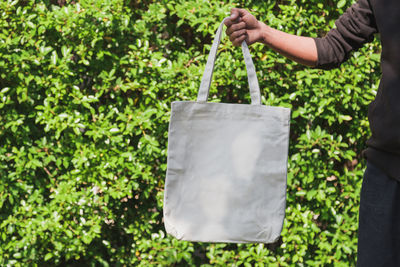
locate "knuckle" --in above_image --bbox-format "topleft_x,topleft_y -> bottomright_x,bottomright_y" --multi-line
232,30 -> 245,39
232,23 -> 239,31
231,31 -> 238,39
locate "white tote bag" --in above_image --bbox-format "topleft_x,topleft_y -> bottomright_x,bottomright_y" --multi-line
163,18 -> 291,243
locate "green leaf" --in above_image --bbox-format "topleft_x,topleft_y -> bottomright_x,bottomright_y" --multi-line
337,0 -> 347,9
44,253 -> 53,261
51,51 -> 57,65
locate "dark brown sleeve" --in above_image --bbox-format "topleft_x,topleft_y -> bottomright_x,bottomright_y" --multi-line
314,0 -> 378,70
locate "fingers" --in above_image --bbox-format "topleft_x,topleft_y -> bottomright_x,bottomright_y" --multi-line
224,8 -> 251,46
233,8 -> 248,17
226,20 -> 246,47
232,34 -> 247,47
229,29 -> 246,43
226,21 -> 246,35
224,9 -> 239,27
224,8 -> 248,27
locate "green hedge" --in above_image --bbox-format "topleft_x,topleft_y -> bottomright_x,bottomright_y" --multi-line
0,0 -> 381,266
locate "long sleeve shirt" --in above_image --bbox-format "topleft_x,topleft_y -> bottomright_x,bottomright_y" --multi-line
314,0 -> 400,179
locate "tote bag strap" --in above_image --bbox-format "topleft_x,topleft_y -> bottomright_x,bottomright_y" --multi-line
197,17 -> 261,105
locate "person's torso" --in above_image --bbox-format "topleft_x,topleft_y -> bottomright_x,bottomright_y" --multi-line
369,0 -> 400,77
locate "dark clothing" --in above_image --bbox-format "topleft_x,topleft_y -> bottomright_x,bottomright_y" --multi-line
314,0 -> 400,180
357,162 -> 400,267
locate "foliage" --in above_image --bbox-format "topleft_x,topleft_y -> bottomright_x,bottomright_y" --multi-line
0,0 -> 380,266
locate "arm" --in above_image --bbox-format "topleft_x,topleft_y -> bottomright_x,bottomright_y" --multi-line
259,24 -> 318,67
224,8 -> 318,67
314,0 -> 377,69
225,1 -> 378,69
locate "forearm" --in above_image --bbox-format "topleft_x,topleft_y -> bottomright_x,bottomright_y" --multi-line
258,22 -> 318,67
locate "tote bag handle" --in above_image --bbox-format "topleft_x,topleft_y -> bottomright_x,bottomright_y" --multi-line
197,17 -> 261,105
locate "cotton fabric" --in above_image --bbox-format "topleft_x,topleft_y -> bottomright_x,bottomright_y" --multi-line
163,19 -> 291,243
314,0 -> 400,180
357,162 -> 400,267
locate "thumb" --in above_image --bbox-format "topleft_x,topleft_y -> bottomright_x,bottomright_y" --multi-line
236,8 -> 248,17
230,8 -> 240,20
225,8 -> 240,27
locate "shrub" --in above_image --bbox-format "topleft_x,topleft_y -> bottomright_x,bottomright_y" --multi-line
0,0 -> 380,266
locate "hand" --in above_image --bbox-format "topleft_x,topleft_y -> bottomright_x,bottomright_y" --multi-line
224,8 -> 264,46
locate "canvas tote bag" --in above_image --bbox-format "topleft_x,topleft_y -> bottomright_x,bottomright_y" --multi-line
163,18 -> 291,243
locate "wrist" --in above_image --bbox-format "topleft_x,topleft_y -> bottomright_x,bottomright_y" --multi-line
257,21 -> 270,45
